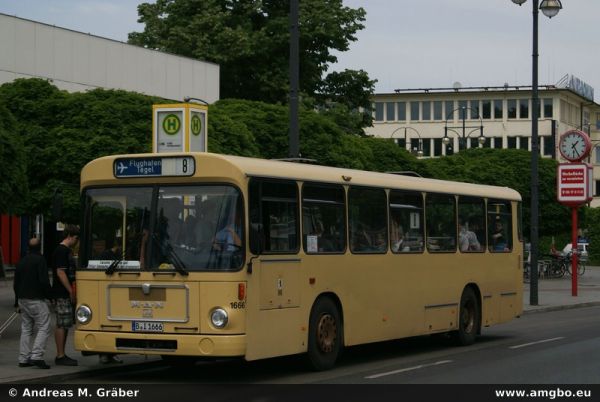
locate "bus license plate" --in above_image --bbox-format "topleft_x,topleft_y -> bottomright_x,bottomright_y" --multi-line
132,321 -> 164,333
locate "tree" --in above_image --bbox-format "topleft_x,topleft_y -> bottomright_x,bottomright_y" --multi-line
316,69 -> 377,132
0,101 -> 27,214
128,0 -> 367,104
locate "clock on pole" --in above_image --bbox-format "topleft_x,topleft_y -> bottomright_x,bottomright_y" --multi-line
558,129 -> 591,162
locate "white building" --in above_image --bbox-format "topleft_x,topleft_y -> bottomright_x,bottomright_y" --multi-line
0,13 -> 219,103
367,81 -> 600,206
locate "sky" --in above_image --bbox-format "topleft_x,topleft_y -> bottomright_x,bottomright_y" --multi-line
0,0 -> 598,98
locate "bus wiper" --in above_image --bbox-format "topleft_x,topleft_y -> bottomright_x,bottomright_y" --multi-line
169,247 -> 188,276
152,234 -> 189,276
105,257 -> 123,276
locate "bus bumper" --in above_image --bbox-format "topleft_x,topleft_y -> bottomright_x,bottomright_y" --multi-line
74,330 -> 247,358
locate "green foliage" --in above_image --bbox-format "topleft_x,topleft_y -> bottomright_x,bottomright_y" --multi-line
0,101 -> 27,214
129,0 -> 368,104
0,79 -> 164,222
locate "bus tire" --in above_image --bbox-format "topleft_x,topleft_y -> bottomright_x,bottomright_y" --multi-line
307,297 -> 343,371
453,287 -> 479,346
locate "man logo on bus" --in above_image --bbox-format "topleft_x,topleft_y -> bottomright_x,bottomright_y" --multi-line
191,114 -> 202,136
162,114 -> 181,135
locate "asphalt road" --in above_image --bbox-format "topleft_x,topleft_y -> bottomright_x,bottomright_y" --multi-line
64,305 -> 600,384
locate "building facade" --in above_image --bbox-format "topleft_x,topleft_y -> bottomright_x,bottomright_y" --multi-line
0,13 -> 219,103
367,84 -> 600,207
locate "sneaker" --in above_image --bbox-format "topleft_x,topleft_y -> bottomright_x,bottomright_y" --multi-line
55,355 -> 78,366
29,360 -> 50,369
99,354 -> 122,364
18,361 -> 34,367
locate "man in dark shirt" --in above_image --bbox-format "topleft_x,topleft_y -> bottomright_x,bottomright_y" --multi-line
51,224 -> 79,366
13,238 -> 52,369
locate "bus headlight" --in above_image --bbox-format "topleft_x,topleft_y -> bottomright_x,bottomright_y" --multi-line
210,308 -> 228,329
76,305 -> 92,324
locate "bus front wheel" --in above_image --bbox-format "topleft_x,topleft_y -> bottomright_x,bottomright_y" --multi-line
307,297 -> 343,371
453,287 -> 479,346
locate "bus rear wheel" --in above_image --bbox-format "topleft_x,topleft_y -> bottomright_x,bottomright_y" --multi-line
452,287 -> 479,346
307,297 -> 343,371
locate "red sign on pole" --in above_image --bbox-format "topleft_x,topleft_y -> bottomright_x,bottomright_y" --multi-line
557,163 -> 590,206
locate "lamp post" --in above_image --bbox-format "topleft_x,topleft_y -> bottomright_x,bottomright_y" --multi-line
442,106 -> 486,153
510,0 -> 562,306
390,127 -> 424,157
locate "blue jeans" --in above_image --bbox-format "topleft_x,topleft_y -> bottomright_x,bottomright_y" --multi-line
18,299 -> 51,362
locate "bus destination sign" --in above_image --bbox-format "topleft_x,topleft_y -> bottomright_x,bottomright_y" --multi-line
114,156 -> 195,178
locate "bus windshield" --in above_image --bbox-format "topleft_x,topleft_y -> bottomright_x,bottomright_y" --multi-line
81,185 -> 244,272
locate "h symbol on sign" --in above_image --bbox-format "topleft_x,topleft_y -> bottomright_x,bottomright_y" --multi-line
166,118 -> 177,131
192,118 -> 201,133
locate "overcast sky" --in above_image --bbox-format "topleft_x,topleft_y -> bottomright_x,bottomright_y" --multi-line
1,0 -> 598,98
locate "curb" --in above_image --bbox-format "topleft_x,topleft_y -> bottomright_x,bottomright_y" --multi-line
522,300 -> 600,315
1,358 -> 163,385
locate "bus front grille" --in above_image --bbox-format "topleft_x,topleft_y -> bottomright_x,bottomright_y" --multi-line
116,338 -> 177,351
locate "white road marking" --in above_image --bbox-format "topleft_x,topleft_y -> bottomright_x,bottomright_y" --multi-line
509,337 -> 565,349
365,360 -> 453,379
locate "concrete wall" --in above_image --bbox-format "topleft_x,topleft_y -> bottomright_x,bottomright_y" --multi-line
0,13 -> 219,103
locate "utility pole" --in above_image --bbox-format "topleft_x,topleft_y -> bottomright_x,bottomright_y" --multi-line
289,0 -> 300,158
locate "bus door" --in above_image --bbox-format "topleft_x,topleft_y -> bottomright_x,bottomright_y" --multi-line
245,179 -> 304,360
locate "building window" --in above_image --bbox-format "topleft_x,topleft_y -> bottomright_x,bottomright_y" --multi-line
422,101 -> 431,121
434,101 -> 443,120
543,98 -> 553,118
469,137 -> 481,149
519,99 -> 529,119
470,100 -> 480,119
445,100 -> 454,121
458,100 -> 468,120
522,136 -> 530,151
386,102 -> 395,121
434,138 -> 443,156
374,102 -> 384,121
595,146 -> 600,164
421,138 -> 431,157
493,137 -> 503,149
596,180 -> 600,197
410,102 -> 420,121
543,136 -> 554,156
508,99 -> 517,119
397,102 -> 406,121
507,137 -> 517,149
494,100 -> 503,119
482,100 -> 491,119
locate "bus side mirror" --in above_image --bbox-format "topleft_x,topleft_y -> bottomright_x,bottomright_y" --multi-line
52,188 -> 63,222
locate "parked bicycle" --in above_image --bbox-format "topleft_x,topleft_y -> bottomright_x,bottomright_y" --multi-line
564,251 -> 586,276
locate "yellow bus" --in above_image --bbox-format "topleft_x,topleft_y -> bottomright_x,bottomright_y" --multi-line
74,152 -> 523,370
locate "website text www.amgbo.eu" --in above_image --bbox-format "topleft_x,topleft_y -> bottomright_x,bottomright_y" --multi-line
495,388 -> 591,400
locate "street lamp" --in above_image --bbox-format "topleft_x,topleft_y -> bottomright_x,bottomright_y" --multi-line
510,0 -> 562,306
390,127 -> 424,157
442,106 -> 486,152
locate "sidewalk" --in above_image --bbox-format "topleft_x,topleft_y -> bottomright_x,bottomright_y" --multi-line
0,267 -> 599,383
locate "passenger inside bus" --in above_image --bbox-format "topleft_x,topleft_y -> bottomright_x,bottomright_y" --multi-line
458,218 -> 481,252
213,207 -> 242,252
390,219 -> 405,252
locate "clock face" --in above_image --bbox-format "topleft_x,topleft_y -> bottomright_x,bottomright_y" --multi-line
559,130 -> 591,162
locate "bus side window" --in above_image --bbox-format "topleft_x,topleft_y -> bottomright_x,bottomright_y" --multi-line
457,196 -> 485,253
249,179 -> 299,254
302,183 -> 346,254
425,193 -> 456,252
488,200 -> 512,253
389,190 -> 424,253
349,187 -> 387,254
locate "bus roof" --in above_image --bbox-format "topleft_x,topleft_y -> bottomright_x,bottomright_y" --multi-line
81,152 -> 522,201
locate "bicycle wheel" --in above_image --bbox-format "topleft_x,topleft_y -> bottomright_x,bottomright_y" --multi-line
578,262 -> 585,276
